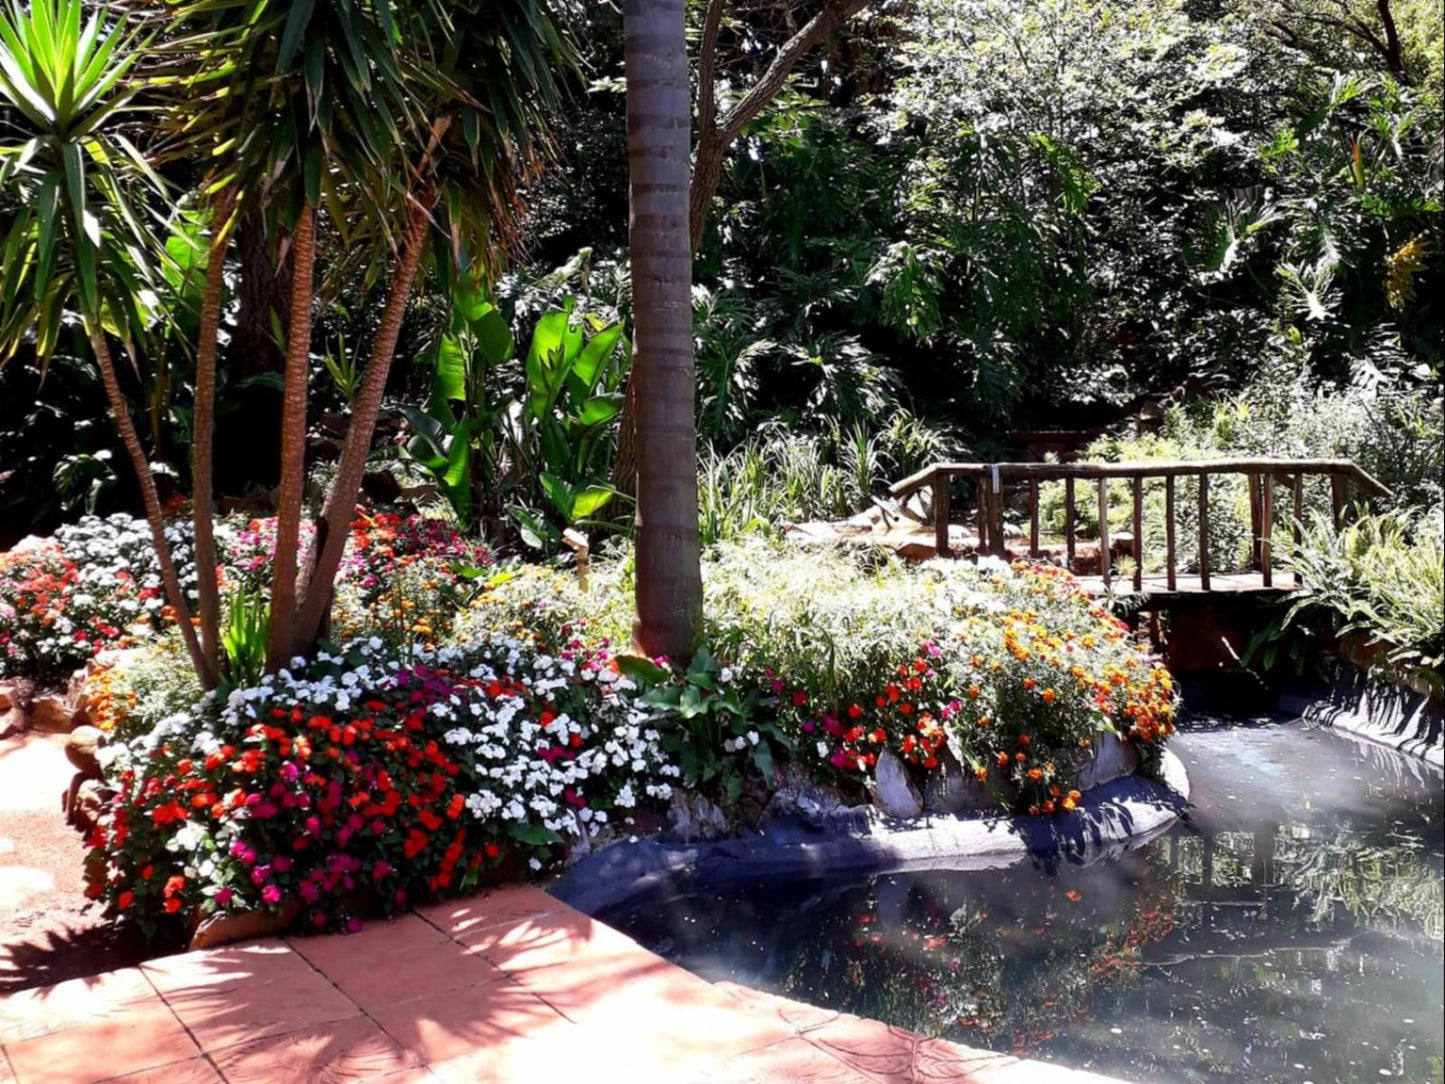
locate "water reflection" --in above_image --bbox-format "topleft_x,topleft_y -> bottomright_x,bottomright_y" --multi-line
596,722 -> 1444,1083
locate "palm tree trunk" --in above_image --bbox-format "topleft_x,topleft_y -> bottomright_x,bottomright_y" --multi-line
625,0 -> 703,660
87,326 -> 211,684
190,188 -> 234,687
265,204 -> 317,673
293,193 -> 433,653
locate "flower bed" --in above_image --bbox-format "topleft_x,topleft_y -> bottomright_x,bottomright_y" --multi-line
89,636 -> 676,933
78,537 -> 1176,937
0,511 -> 491,681
468,541 -> 1177,814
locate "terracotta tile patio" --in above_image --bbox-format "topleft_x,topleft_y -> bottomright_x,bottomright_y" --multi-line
0,886 -> 1128,1083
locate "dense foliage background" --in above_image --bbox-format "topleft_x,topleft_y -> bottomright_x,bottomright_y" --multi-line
2,0 -> 1439,544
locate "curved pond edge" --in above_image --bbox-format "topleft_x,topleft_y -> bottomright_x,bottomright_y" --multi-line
552,749 -> 1190,916
1279,662 -> 1444,768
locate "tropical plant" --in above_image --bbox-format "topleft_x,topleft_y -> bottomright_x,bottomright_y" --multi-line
1274,505 -> 1444,689
618,646 -> 780,802
0,0 -> 212,682
403,284 -> 630,546
220,586 -> 269,687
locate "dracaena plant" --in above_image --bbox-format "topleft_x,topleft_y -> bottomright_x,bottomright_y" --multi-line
0,0 -> 213,684
164,0 -> 575,670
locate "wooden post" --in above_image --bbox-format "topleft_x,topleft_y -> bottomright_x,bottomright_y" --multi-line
988,471 -> 1007,559
1132,475 -> 1144,592
1064,477 -> 1076,571
1292,473 -> 1304,587
1247,472 -> 1263,570
932,472 -> 951,558
1198,473 -> 1211,591
975,480 -> 989,554
1260,473 -> 1273,588
1330,473 -> 1347,525
1028,478 -> 1040,558
1097,477 -> 1111,587
562,529 -> 590,593
1164,475 -> 1177,591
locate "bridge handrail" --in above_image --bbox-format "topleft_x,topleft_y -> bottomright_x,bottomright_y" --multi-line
890,457 -> 1392,592
890,458 -> 1391,499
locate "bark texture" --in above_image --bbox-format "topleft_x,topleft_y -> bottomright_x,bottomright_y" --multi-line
88,327 -> 210,683
625,0 -> 703,660
190,188 -> 234,687
265,204 -> 317,673
293,194 -> 433,652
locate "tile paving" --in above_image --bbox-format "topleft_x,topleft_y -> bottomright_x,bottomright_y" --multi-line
0,886 -> 1129,1083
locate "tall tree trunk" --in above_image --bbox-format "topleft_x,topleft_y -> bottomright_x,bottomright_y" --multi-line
191,188 -> 234,687
293,193 -> 433,654
625,0 -> 703,660
611,377 -> 640,500
232,203 -> 290,378
88,326 -> 211,685
265,204 -> 317,673
221,203 -> 289,497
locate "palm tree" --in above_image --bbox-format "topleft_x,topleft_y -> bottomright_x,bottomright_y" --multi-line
0,0 -> 213,685
623,0 -> 703,659
189,188 -> 234,681
291,1 -> 574,653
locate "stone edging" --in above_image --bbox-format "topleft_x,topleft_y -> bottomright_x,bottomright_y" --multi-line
553,750 -> 1190,916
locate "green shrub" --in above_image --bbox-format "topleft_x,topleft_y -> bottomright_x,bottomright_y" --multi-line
465,539 -> 1178,811
1277,505 -> 1444,690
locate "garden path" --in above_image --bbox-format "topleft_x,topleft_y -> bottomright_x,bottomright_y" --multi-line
0,733 -> 159,995
0,884 -> 1130,1084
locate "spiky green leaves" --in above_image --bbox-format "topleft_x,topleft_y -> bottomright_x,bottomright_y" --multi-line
0,0 -> 161,360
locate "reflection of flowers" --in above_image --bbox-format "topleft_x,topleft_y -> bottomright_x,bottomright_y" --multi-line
770,853 -> 1180,1056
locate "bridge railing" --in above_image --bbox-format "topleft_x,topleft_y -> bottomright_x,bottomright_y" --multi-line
889,458 -> 1392,591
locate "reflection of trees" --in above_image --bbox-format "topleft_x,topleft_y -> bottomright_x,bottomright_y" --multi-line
598,733 -> 1443,1083
755,814 -> 1441,1083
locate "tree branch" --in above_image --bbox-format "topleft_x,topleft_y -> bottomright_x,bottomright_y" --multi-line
696,0 -> 727,146
689,0 -> 871,252
713,0 -> 870,150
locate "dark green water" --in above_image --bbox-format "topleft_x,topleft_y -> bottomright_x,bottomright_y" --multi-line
596,721 -> 1444,1083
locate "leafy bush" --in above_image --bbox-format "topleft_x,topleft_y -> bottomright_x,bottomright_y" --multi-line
467,539 -> 1177,812
1276,505 -> 1445,690
697,414 -> 957,545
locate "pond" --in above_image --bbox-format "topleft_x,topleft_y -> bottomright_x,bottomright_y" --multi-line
594,720 -> 1445,1084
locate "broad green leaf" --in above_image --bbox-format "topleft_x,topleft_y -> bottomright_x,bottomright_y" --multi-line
615,655 -> 671,687
432,334 -> 467,400
572,321 -> 622,390
570,484 -> 614,519
574,393 -> 624,427
506,822 -> 561,846
752,741 -> 775,786
538,472 -> 574,519
474,308 -> 513,366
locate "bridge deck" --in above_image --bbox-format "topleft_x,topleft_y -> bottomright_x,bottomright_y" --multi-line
1071,571 -> 1291,600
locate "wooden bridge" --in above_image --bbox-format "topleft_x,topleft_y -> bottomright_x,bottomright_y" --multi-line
889,458 -> 1391,600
